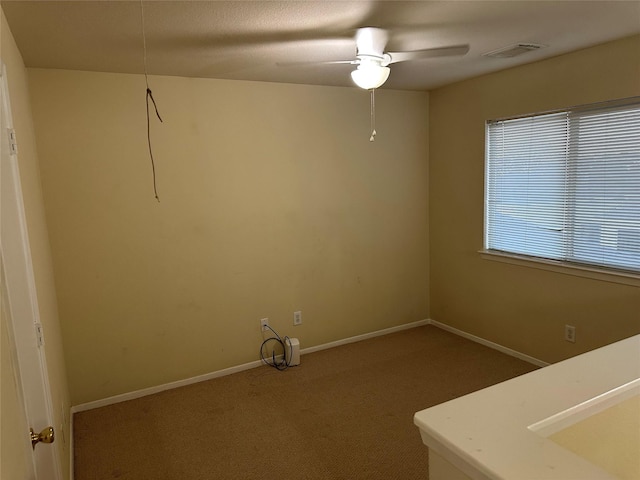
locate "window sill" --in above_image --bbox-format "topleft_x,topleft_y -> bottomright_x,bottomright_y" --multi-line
478,250 -> 640,287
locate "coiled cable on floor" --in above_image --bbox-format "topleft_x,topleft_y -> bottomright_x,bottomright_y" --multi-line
260,325 -> 292,371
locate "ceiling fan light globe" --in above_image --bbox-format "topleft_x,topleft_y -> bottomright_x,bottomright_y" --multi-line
351,65 -> 390,90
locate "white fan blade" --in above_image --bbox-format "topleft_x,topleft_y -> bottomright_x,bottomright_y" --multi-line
386,44 -> 470,64
277,59 -> 358,67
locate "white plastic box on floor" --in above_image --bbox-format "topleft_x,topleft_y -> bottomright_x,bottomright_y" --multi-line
286,338 -> 300,366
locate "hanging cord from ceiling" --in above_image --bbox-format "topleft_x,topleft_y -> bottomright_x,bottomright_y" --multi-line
369,88 -> 377,142
140,0 -> 163,202
260,324 -> 293,371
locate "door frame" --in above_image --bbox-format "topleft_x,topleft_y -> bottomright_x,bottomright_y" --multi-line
1,61 -> 62,480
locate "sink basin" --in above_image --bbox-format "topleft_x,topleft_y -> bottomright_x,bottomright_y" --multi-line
529,378 -> 640,480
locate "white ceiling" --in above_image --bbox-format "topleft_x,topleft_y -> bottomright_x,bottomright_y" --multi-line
3,1 -> 640,91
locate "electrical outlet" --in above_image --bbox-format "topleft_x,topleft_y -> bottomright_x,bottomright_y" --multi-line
565,324 -> 576,343
260,318 -> 269,332
293,311 -> 302,326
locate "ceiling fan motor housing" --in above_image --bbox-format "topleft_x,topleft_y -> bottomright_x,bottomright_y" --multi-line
355,27 -> 389,59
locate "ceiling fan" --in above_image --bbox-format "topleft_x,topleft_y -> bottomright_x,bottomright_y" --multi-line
282,27 -> 469,141
286,27 -> 470,90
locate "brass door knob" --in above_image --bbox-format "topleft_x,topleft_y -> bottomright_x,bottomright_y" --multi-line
30,426 -> 55,449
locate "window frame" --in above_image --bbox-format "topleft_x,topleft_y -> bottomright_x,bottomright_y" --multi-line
482,97 -> 640,286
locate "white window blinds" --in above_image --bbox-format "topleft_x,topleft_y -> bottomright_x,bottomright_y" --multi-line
485,98 -> 640,274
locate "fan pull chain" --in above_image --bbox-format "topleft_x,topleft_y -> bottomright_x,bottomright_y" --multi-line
369,88 -> 377,142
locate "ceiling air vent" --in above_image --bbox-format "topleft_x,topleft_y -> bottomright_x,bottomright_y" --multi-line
483,43 -> 547,58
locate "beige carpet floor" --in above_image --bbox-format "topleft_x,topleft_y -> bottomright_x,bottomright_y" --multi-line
73,325 -> 538,479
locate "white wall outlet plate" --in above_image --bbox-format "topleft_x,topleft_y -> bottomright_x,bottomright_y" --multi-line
565,324 -> 576,343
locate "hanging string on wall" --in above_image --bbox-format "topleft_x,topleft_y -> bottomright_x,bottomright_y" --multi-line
369,88 -> 377,142
140,0 -> 163,202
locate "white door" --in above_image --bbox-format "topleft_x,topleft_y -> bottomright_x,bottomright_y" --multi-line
0,62 -> 61,479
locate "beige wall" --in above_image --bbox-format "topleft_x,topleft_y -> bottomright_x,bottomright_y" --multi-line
1,9 -> 71,479
429,35 -> 640,363
27,69 -> 429,405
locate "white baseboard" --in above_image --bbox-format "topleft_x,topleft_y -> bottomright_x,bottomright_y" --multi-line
71,358 -> 264,413
428,319 -> 549,368
71,319 -> 431,413
71,318 -> 545,414
301,319 -> 430,355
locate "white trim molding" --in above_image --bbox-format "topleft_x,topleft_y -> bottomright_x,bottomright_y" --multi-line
72,318 -> 547,413
72,319 -> 431,413
71,358 -> 265,413
429,319 -> 549,368
479,249 -> 640,287
300,319 -> 430,355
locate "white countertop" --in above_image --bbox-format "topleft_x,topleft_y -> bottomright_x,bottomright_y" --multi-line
414,335 -> 640,480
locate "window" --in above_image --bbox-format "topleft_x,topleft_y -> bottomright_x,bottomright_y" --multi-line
485,98 -> 640,275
